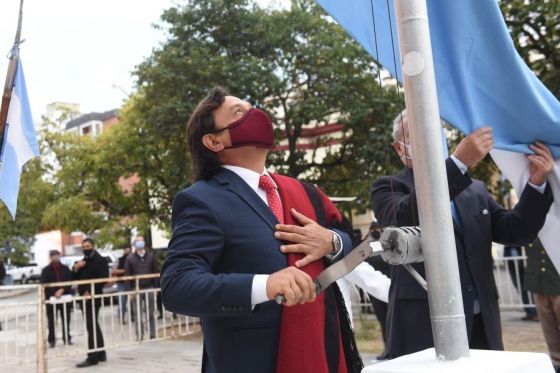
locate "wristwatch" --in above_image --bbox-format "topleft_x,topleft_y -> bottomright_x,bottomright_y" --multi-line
331,231 -> 343,256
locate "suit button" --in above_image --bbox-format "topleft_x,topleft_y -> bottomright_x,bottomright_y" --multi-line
221,306 -> 231,312
467,286 -> 473,292
238,306 -> 245,312
541,268 -> 546,272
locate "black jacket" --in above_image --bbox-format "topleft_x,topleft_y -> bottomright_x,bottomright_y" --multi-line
73,250 -> 109,297
370,158 -> 553,357
41,263 -> 73,298
124,252 -> 159,289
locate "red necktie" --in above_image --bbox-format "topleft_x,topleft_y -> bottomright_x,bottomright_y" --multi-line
259,174 -> 284,224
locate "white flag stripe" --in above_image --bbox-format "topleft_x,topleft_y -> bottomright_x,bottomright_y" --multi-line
491,149 -> 560,271
5,93 -> 35,170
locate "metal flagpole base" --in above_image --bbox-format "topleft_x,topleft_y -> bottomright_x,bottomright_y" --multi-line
362,348 -> 555,373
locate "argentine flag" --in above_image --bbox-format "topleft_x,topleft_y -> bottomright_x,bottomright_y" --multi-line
316,1 -> 560,269
0,60 -> 39,219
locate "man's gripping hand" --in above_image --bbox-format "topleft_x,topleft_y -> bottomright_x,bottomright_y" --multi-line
274,208 -> 335,268
453,127 -> 494,168
266,267 -> 316,307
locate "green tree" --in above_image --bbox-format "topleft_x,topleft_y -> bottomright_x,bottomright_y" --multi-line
501,0 -> 560,98
130,0 -> 404,218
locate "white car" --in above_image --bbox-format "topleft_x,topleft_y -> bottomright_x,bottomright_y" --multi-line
7,263 -> 41,284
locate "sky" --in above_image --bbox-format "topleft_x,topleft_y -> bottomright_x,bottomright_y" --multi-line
0,0 -> 289,122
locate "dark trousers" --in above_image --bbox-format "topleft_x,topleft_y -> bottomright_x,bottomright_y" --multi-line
504,248 -> 537,317
82,299 -> 105,361
470,314 -> 490,349
46,303 -> 72,344
371,296 -> 388,349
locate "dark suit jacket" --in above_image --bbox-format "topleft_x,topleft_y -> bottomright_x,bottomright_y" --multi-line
40,263 -> 73,299
161,168 -> 352,373
73,251 -> 109,298
370,158 -> 553,357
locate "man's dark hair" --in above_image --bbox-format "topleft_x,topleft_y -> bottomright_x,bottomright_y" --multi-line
82,238 -> 95,247
187,86 -> 230,181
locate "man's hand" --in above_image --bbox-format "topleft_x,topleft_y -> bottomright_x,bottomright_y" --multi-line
528,141 -> 555,186
274,208 -> 334,268
74,260 -> 86,270
266,266 -> 316,306
453,127 -> 494,168
54,288 -> 64,299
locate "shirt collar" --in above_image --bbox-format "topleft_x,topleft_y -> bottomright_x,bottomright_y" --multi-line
222,165 -> 277,192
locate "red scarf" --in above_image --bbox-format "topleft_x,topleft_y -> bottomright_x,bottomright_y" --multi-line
271,174 -> 348,373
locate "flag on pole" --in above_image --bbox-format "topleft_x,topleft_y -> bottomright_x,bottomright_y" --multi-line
315,0 -> 560,269
0,60 -> 39,219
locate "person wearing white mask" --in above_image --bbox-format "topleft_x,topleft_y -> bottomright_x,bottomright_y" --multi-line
125,236 -> 159,340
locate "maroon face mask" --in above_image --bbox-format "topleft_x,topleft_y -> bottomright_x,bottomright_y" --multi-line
221,108 -> 275,149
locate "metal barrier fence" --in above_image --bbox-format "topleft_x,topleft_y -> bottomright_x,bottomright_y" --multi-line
0,255 -> 537,371
0,274 -> 199,372
493,253 -> 536,310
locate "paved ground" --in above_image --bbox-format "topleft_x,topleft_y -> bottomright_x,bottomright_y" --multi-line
47,337 -> 203,373
2,310 -> 550,372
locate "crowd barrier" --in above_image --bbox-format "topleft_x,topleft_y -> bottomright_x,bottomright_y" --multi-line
0,255 -> 538,372
0,274 -> 199,372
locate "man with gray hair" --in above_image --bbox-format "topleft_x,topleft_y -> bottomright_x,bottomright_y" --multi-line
370,110 -> 555,357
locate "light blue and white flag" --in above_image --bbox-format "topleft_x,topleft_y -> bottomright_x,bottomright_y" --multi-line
316,0 -> 560,269
0,60 -> 39,219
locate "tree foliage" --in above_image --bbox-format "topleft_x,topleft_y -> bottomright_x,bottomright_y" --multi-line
501,0 -> 560,98
132,0 -> 404,215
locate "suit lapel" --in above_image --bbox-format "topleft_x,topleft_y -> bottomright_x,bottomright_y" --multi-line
214,169 -> 278,231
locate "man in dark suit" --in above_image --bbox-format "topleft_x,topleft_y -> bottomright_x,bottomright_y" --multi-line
72,238 -> 109,368
161,87 -> 361,373
370,110 -> 555,357
41,250 -> 73,348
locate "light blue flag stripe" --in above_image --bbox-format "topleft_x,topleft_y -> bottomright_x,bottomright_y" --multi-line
316,0 -> 560,270
0,60 -> 39,219
315,0 -> 560,157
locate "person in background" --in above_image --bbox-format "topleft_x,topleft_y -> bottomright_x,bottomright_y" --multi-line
112,246 -> 132,323
525,238 -> 560,373
364,221 -> 392,360
0,257 -> 6,330
41,250 -> 73,348
125,236 -> 159,340
0,257 -> 6,285
503,245 -> 538,321
73,238 -> 109,368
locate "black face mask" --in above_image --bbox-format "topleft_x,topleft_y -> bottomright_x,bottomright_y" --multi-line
83,249 -> 94,258
370,231 -> 381,240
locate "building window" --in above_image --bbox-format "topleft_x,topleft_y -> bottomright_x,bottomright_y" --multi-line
81,125 -> 91,135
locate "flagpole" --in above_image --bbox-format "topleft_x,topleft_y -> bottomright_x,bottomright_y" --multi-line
0,0 -> 24,164
393,0 -> 470,360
